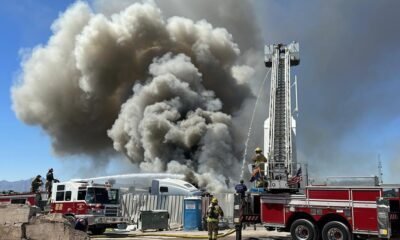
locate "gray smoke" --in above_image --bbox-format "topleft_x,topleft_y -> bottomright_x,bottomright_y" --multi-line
94,0 -> 268,160
12,1 -> 261,191
108,53 -> 240,180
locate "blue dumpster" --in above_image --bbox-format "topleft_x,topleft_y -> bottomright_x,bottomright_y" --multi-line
183,197 -> 202,231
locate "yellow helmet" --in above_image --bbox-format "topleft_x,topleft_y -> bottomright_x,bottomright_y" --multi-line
255,147 -> 262,153
211,198 -> 218,204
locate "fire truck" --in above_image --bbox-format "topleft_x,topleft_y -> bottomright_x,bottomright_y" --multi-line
0,180 -> 128,235
233,42 -> 400,239
0,191 -> 41,206
234,185 -> 400,239
50,180 -> 128,235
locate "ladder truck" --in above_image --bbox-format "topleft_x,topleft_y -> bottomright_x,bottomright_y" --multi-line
234,42 -> 400,240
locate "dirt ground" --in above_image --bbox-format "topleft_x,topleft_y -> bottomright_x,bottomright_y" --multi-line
91,228 -> 291,240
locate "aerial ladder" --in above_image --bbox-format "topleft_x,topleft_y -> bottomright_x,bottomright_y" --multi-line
263,42 -> 300,191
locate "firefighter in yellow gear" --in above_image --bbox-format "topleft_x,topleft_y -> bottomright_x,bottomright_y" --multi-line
252,147 -> 267,165
207,198 -> 224,240
251,147 -> 267,187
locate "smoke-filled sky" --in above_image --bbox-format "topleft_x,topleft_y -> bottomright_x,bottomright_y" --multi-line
1,0 -> 400,189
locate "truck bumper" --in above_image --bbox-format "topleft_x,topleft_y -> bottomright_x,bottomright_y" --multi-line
77,215 -> 128,226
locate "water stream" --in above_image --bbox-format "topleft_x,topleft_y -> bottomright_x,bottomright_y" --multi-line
239,69 -> 271,180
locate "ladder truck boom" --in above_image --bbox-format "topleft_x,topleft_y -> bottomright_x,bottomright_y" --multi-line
264,42 -> 300,191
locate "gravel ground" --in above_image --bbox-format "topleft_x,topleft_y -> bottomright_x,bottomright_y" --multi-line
91,227 -> 291,240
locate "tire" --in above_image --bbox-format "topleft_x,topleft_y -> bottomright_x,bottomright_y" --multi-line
90,227 -> 106,235
290,219 -> 319,240
322,221 -> 351,240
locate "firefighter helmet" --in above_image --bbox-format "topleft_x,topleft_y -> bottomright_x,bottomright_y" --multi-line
255,147 -> 262,153
211,198 -> 218,204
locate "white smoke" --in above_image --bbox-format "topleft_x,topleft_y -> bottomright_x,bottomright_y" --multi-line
12,1 -> 259,192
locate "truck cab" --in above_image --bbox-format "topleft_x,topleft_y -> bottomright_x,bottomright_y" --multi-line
149,178 -> 202,196
50,180 -> 127,235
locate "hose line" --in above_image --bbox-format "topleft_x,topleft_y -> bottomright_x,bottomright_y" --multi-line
92,228 -> 236,239
240,69 -> 271,180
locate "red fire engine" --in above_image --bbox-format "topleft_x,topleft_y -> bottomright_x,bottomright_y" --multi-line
234,185 -> 400,239
50,180 -> 128,235
0,191 -> 42,206
0,180 -> 128,235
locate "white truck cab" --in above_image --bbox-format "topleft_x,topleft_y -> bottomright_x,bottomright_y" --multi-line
150,178 -> 202,196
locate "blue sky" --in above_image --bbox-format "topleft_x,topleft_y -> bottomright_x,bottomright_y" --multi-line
1,0 -> 400,184
0,1 -> 87,181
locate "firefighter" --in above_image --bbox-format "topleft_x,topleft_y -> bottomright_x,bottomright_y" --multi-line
252,147 -> 267,165
235,179 -> 249,229
250,147 -> 267,187
31,175 -> 43,193
235,179 -> 248,198
45,168 -> 59,198
207,197 -> 224,240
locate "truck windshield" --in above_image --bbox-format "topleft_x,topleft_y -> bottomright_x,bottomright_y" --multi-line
108,189 -> 119,204
85,188 -> 119,204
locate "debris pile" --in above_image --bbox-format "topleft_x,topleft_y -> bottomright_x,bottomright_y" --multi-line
0,204 -> 88,240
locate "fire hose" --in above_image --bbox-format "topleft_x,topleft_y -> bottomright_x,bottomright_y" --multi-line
92,228 -> 236,239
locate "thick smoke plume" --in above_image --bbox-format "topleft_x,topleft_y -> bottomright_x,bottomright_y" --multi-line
12,1 -> 259,191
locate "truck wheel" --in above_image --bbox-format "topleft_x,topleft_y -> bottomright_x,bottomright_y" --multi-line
322,221 -> 350,240
90,227 -> 106,235
290,219 -> 318,240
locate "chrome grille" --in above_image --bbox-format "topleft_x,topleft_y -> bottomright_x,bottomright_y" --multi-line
105,206 -> 119,216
